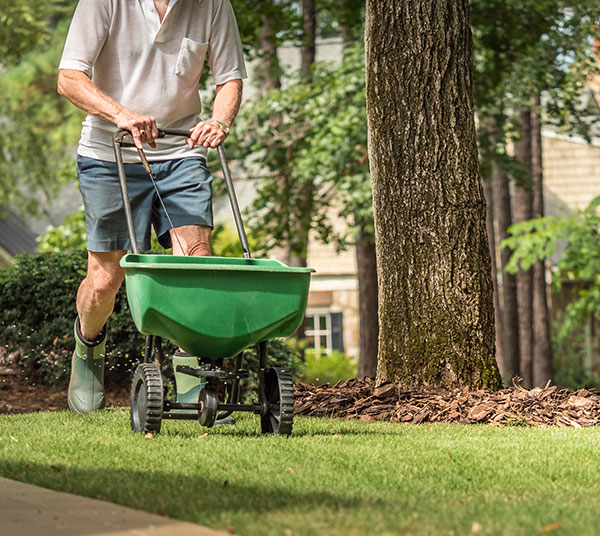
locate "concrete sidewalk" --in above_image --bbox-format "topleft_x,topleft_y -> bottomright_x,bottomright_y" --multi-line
0,477 -> 230,536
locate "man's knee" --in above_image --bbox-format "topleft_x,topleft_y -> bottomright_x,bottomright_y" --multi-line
186,239 -> 211,257
85,251 -> 126,298
171,225 -> 212,256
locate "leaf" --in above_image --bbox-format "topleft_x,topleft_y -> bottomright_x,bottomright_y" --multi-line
539,521 -> 562,533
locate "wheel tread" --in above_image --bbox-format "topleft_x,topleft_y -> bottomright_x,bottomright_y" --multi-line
130,363 -> 164,434
261,367 -> 295,435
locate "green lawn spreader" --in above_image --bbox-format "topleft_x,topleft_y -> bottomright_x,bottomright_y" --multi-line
113,129 -> 314,435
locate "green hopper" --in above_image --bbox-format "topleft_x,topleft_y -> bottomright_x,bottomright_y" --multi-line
120,254 -> 313,358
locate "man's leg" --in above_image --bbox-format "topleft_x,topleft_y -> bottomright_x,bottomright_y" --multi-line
77,250 -> 127,340
69,250 -> 126,413
169,224 -> 223,416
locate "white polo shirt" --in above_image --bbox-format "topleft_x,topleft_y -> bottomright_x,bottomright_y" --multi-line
59,0 -> 247,162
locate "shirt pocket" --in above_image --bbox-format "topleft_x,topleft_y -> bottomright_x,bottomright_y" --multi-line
175,38 -> 208,80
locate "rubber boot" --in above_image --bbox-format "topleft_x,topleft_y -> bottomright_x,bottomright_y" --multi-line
173,351 -> 205,408
67,318 -> 107,414
172,351 -> 235,425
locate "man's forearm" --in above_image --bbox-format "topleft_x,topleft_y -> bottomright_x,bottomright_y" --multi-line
186,78 -> 243,149
211,79 -> 243,128
58,69 -> 126,124
57,69 -> 158,148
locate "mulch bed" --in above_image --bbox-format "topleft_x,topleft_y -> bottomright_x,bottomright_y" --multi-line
0,375 -> 129,415
294,378 -> 600,427
3,371 -> 600,427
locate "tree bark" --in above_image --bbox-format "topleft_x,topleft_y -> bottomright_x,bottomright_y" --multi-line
530,94 -> 554,386
356,227 -> 379,379
513,110 -> 534,387
365,0 -> 501,390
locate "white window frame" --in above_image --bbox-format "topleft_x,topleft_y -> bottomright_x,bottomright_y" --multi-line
304,308 -> 333,357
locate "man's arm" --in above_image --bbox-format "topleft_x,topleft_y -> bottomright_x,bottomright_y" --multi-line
57,69 -> 158,149
186,78 -> 243,149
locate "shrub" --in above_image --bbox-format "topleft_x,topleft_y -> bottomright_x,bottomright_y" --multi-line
300,349 -> 357,386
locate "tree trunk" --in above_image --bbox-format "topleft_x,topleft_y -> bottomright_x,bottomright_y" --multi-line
365,0 -> 501,390
301,0 -> 316,78
530,94 -> 554,386
491,146 -> 521,383
258,11 -> 281,90
338,0 -> 354,44
513,110 -> 534,387
356,226 -> 379,379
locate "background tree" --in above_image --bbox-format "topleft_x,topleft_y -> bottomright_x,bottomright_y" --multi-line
472,0 -> 600,386
365,0 -> 501,389
0,1 -> 80,217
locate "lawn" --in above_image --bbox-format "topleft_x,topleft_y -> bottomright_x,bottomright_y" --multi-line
1,410 -> 599,535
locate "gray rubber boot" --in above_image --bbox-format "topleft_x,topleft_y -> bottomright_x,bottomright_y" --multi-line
173,352 -> 206,407
172,351 -> 235,425
67,318 -> 107,414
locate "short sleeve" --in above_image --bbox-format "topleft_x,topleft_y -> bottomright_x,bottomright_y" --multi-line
58,0 -> 112,76
206,0 -> 247,85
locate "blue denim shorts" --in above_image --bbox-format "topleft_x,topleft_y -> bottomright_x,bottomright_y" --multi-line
77,155 -> 213,252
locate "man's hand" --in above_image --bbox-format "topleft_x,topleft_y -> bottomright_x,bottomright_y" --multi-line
186,120 -> 228,150
115,111 -> 159,150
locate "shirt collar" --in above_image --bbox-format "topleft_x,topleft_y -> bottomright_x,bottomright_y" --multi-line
139,0 -> 180,42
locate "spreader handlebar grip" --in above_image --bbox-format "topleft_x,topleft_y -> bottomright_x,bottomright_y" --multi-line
157,128 -> 192,138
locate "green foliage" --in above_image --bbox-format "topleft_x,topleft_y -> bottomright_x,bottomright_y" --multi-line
231,42 -> 371,256
210,222 -> 260,257
36,208 -> 256,258
472,1 -> 600,182
37,210 -> 87,254
0,0 -> 74,67
503,195 -> 600,343
551,313 -> 600,391
300,349 -> 357,386
0,15 -> 85,217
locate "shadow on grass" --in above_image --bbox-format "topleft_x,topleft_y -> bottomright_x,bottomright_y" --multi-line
0,459 -> 376,533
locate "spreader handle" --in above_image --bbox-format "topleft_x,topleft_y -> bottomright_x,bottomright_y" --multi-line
217,144 -> 251,259
113,129 -> 140,254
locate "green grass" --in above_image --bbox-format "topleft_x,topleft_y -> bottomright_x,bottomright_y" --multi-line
1,411 -> 600,535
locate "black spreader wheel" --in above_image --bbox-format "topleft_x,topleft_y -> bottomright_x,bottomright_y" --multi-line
130,363 -> 163,434
198,387 -> 218,427
261,367 -> 294,435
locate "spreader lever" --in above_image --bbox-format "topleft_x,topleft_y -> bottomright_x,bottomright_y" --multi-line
114,129 -> 136,147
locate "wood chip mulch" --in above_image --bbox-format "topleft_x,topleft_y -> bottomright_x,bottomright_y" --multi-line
294,378 -> 600,427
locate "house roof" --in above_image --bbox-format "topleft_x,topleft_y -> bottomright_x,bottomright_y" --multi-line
0,211 -> 38,256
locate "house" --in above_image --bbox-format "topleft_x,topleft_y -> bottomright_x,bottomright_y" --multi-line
0,211 -> 38,265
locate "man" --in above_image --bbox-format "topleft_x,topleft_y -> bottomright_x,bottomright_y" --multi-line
58,0 -> 246,413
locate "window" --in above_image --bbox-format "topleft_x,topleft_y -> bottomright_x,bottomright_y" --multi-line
303,310 -> 344,357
